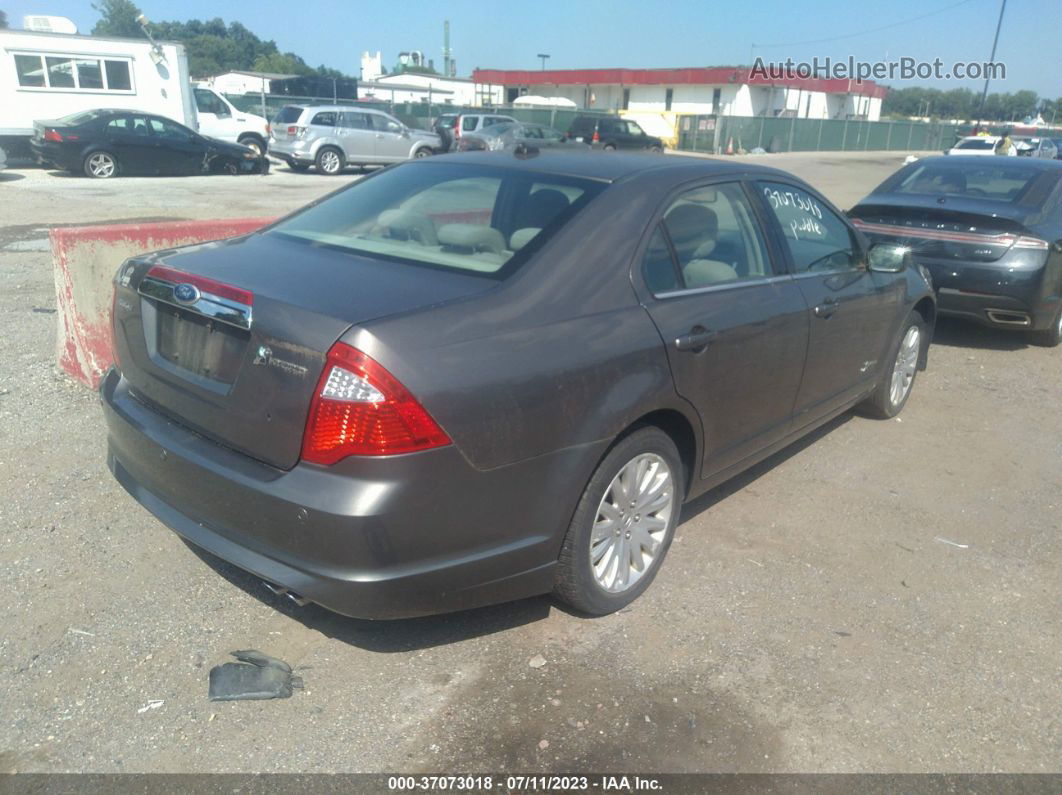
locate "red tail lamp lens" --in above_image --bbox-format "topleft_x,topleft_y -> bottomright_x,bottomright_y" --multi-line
301,343 -> 450,464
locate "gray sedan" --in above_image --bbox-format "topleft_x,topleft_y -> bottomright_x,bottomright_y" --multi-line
457,122 -> 578,152
103,152 -> 934,619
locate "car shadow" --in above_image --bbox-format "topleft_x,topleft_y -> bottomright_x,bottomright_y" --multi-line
930,316 -> 1029,351
0,172 -> 26,182
184,541 -> 553,652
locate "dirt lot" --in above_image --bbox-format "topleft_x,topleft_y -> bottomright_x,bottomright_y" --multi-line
0,152 -> 1059,774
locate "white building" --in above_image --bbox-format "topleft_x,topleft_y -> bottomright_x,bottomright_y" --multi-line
206,70 -> 297,95
360,51 -> 503,106
472,67 -> 885,121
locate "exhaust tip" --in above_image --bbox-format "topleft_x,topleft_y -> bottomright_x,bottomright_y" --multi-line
986,309 -> 1031,327
262,581 -> 311,607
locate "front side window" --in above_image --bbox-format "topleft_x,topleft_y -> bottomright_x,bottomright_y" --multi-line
148,118 -> 193,141
644,182 -> 771,293
760,181 -> 859,273
371,114 -> 403,133
269,163 -> 604,277
194,88 -> 227,115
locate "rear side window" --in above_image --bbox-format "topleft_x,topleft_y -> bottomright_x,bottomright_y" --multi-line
340,112 -> 371,129
645,182 -> 771,292
436,116 -> 458,129
269,163 -> 605,278
461,116 -> 479,132
273,106 -> 304,124
311,111 -> 337,127
760,181 -> 858,273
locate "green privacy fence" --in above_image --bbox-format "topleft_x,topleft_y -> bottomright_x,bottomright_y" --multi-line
677,115 -> 951,154
224,93 -> 612,133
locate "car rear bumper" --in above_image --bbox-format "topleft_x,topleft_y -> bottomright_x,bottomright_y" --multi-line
266,139 -> 313,167
29,140 -> 75,169
101,368 -> 595,619
920,259 -> 1058,331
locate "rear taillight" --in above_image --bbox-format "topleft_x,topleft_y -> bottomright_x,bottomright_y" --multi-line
287,125 -> 306,138
454,116 -> 462,138
301,343 -> 450,464
592,130 -> 600,143
43,128 -> 63,142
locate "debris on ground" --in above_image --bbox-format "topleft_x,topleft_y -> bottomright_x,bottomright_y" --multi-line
934,537 -> 970,549
137,699 -> 164,714
528,654 -> 547,669
208,650 -> 302,701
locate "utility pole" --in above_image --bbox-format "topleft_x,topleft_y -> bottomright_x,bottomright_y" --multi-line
974,0 -> 1007,132
443,20 -> 452,78
537,53 -> 550,70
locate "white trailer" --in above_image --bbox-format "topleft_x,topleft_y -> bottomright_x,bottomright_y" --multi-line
0,28 -> 270,157
0,28 -> 194,156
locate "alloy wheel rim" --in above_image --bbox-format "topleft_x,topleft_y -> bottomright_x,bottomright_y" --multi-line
890,325 -> 920,407
90,154 -> 114,177
590,453 -> 674,593
321,151 -> 340,172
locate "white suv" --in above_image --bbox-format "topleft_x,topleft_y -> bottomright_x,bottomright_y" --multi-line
268,105 -> 441,175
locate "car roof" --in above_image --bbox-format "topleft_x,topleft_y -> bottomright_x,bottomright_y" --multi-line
427,150 -> 810,184
916,154 -> 1062,172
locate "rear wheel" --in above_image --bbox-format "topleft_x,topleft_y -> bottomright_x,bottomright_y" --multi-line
554,427 -> 683,615
413,147 -> 433,158
83,150 -> 118,179
859,311 -> 926,419
1029,305 -> 1062,347
289,162 -> 310,172
315,147 -> 344,175
602,143 -> 617,152
649,145 -> 663,153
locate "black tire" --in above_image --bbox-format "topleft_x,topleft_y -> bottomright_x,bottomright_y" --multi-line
1029,305 -> 1062,347
289,162 -> 310,172
413,147 -> 433,158
602,143 -> 617,152
220,159 -> 239,176
858,310 -> 927,419
554,426 -> 684,615
315,146 -> 344,175
237,136 -> 265,156
83,150 -> 119,179
649,145 -> 663,153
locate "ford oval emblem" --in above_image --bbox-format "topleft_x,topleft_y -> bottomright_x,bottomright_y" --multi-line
173,283 -> 200,305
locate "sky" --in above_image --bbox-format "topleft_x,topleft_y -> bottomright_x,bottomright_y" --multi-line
5,0 -> 1060,98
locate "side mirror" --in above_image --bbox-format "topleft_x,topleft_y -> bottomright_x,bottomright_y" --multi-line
867,242 -> 911,273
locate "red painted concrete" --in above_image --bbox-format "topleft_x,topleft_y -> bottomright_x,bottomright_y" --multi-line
51,217 -> 274,389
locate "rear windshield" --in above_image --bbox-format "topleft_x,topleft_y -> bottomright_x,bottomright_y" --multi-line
58,109 -> 107,126
954,138 -> 995,150
269,162 -> 606,278
888,161 -> 1052,204
272,106 -> 305,124
435,116 -> 458,128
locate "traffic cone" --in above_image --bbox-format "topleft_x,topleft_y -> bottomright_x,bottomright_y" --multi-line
726,136 -> 734,155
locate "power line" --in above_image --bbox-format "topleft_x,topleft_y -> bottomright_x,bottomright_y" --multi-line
751,0 -> 980,51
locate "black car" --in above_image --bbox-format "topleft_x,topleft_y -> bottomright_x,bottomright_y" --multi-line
30,109 -> 268,178
849,156 -> 1062,346
567,115 -> 664,152
103,152 -> 932,619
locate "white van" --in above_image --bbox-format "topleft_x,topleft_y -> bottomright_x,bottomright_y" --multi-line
191,82 -> 269,155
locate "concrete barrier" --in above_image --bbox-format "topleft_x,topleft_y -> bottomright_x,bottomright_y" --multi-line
51,218 -> 274,389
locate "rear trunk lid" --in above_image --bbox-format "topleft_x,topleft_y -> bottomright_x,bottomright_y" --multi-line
849,196 -> 1037,263
113,231 -> 495,470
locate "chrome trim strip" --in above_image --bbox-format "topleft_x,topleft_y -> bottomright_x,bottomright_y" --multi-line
139,277 -> 253,330
653,274 -> 791,300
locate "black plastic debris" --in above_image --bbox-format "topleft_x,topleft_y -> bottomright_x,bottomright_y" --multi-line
208,650 -> 303,701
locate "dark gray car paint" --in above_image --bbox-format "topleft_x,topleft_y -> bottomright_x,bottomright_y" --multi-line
104,151 -> 935,618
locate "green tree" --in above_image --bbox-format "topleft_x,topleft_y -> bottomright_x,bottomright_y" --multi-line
91,0 -> 143,38
253,52 -> 313,76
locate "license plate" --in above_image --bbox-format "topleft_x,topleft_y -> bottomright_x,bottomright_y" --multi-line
156,309 -> 246,384
574,136 -> 584,143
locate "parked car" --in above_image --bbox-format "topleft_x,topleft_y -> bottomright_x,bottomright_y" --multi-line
103,152 -> 933,619
0,145 -> 6,172
445,113 -> 517,151
1014,137 -> 1059,159
567,116 -> 664,152
29,109 -> 267,178
457,121 -> 580,152
268,105 -> 441,174
849,155 -> 1062,346
945,135 -> 1014,156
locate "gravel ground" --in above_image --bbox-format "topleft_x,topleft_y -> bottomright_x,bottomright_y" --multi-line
0,153 -> 1059,774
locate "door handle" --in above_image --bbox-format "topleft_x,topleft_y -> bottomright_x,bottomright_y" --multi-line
674,326 -> 717,352
814,298 -> 839,319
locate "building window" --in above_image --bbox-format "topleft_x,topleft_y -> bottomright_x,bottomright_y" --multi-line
665,88 -> 674,111
12,52 -> 134,92
712,88 -> 722,113
622,87 -> 630,110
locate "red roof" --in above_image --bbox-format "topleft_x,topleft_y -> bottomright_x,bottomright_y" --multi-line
472,67 -> 888,98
